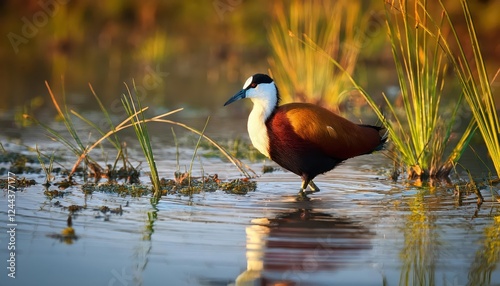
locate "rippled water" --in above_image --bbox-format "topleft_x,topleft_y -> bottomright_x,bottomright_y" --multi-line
1,130 -> 500,286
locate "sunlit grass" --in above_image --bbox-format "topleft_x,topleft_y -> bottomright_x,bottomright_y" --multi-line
433,0 -> 500,178
27,81 -> 255,200
122,81 -> 162,199
268,0 -> 364,111
35,146 -> 55,187
187,117 -> 210,187
291,0 -> 477,180
71,84 -> 133,174
24,80 -> 100,178
378,0 -> 476,179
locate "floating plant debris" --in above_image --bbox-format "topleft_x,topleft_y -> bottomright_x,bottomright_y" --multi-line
160,173 -> 256,196
0,177 -> 36,189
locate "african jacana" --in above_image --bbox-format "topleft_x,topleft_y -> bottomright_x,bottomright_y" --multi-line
224,74 -> 387,197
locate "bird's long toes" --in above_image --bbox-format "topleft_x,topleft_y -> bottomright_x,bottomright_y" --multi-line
296,190 -> 311,201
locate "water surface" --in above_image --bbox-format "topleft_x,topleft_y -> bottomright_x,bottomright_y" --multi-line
1,130 -> 499,286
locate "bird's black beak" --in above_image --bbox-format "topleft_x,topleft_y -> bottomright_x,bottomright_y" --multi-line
224,89 -> 246,106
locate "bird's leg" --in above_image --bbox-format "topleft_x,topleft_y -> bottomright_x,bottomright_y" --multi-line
308,181 -> 320,193
297,179 -> 311,201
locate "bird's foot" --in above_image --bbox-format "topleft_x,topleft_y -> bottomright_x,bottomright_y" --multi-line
296,190 -> 311,201
304,181 -> 320,195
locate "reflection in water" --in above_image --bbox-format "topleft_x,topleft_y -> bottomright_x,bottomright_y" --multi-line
235,208 -> 375,285
468,213 -> 500,286
47,215 -> 78,244
399,191 -> 438,286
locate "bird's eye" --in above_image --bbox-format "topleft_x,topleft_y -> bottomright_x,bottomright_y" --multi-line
250,83 -> 257,88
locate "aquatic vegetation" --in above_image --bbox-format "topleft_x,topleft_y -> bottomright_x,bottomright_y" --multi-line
268,0 -> 364,111
219,178 -> 257,195
43,189 -> 67,199
71,84 -> 135,175
53,178 -> 77,190
82,182 -> 152,198
47,216 -> 78,245
468,213 -> 500,285
35,146 -> 55,187
122,81 -> 162,199
435,0 -> 500,178
67,204 -> 84,213
25,80 -> 256,203
262,165 -> 278,174
160,174 -> 256,196
0,177 -> 36,189
399,191 -> 437,285
291,0 -> 481,180
24,81 -> 102,177
0,150 -> 42,174
376,0 -> 477,179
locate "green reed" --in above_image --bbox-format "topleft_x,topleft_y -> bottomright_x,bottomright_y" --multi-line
35,146 -> 55,187
30,80 -> 254,200
291,0 -> 478,180
122,81 -> 162,199
434,0 -> 500,178
379,0 -> 476,179
268,0 -> 363,111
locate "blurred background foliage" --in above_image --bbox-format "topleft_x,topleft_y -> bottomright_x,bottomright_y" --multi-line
0,0 -> 499,120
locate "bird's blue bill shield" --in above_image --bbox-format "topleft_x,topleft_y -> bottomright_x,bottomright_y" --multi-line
224,89 -> 246,106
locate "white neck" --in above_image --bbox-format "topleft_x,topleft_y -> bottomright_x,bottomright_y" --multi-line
245,82 -> 278,158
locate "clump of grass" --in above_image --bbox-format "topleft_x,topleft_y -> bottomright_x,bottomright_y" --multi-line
71,84 -> 136,178
0,177 -> 36,189
24,81 -> 97,178
147,117 -> 256,179
82,182 -> 152,197
0,148 -> 45,175
268,0 -> 363,110
35,146 -> 55,187
292,0 -> 477,180
122,81 -> 162,199
28,80 -> 256,201
434,0 -> 500,178
43,189 -> 67,199
159,174 -> 256,196
376,0 -> 476,179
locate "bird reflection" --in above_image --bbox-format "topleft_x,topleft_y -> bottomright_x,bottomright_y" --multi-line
235,208 -> 374,285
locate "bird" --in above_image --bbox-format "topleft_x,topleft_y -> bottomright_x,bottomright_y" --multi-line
224,73 -> 387,198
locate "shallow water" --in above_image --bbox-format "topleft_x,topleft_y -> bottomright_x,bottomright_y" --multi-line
1,127 -> 500,286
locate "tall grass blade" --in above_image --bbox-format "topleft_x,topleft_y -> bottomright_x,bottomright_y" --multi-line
188,117 -> 210,186
268,0 -> 363,111
286,0 -> 476,180
122,81 -> 161,198
436,0 -> 500,177
35,145 -> 55,186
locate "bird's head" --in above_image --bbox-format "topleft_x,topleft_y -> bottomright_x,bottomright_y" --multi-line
224,74 -> 280,108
